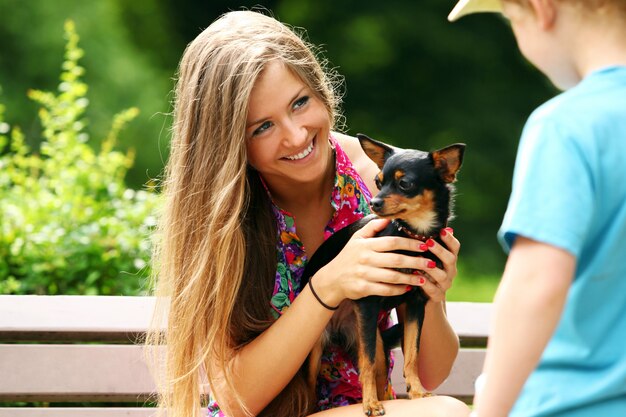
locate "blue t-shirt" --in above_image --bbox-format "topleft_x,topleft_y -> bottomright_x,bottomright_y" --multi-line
499,66 -> 626,417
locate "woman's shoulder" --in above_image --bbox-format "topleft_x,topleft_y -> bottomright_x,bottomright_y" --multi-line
333,132 -> 379,191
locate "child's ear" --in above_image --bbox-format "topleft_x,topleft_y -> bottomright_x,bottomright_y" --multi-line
528,0 -> 557,30
357,134 -> 395,170
432,143 -> 466,183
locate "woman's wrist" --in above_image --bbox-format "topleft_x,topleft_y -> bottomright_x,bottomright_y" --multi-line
310,268 -> 343,308
425,298 -> 446,315
309,274 -> 339,310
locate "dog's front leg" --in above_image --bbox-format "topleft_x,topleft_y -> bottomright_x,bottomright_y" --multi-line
403,293 -> 431,398
356,298 -> 386,416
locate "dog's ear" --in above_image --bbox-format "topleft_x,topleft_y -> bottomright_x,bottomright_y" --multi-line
432,143 -> 466,183
357,134 -> 395,170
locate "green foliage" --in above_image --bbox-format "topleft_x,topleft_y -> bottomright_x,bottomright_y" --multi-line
447,265 -> 499,303
0,21 -> 160,295
0,1 -> 559,282
0,0 -> 173,189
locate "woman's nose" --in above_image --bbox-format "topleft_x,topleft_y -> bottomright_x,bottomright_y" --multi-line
282,119 -> 307,147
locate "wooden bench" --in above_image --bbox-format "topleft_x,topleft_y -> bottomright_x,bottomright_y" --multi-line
0,295 -> 491,416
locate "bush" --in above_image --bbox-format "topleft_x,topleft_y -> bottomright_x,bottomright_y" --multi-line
0,21 -> 160,295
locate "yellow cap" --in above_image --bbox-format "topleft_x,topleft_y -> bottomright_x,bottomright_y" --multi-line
447,0 -> 503,22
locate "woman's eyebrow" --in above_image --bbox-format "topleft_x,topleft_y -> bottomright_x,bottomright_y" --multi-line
246,87 -> 307,128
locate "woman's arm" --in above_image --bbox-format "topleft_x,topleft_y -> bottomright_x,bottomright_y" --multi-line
211,281 -> 335,417
418,299 -> 459,390
212,220 -> 427,417
473,237 -> 575,417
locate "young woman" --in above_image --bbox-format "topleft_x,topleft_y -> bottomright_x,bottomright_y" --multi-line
149,10 -> 469,417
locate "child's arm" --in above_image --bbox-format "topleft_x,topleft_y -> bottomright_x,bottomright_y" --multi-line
473,236 -> 575,417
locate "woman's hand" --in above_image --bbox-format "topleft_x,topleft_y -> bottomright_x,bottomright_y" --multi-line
312,218 -> 435,306
417,227 -> 460,303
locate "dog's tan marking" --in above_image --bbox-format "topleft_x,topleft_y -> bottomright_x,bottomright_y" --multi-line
373,190 -> 438,234
356,312 -> 386,416
403,317 -> 429,398
375,331 -> 388,401
394,170 -> 405,181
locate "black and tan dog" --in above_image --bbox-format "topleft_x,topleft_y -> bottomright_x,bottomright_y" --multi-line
301,134 -> 465,416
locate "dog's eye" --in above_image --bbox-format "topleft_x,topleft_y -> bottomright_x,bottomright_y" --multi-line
398,178 -> 414,191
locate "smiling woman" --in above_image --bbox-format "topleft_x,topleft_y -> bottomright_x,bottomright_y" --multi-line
147,9 -> 468,417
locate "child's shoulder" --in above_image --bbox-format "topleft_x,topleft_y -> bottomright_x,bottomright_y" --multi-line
530,66 -> 626,126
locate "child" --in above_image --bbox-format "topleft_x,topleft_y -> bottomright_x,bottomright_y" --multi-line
448,0 -> 626,416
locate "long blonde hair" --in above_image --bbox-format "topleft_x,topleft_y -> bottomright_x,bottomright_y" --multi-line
147,10 -> 342,417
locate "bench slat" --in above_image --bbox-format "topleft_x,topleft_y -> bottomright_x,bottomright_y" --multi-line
0,296 -> 160,342
446,302 -> 491,345
0,345 -> 156,402
0,296 -> 490,343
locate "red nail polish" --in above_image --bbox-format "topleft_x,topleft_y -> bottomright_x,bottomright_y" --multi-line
446,227 -> 454,234
406,285 -> 413,292
426,239 -> 435,248
419,243 -> 428,251
427,260 -> 436,268
419,277 -> 426,285
440,229 -> 447,237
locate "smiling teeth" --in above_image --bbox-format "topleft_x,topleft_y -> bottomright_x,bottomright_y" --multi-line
286,142 -> 314,160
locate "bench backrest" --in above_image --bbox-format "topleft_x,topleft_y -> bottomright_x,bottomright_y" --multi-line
0,295 -> 491,416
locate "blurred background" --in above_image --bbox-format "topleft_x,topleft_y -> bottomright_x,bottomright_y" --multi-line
0,0 -> 557,298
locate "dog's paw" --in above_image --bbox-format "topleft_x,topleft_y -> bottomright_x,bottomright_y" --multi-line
406,383 -> 433,399
362,400 -> 386,416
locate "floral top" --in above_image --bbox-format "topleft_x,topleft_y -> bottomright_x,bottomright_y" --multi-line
208,136 -> 395,415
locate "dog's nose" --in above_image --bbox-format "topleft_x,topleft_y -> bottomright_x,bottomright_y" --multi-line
370,198 -> 384,213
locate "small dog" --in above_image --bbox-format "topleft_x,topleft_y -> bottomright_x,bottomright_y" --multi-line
301,134 -> 465,416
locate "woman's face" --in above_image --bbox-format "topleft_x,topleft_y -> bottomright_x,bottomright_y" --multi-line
246,61 -> 333,189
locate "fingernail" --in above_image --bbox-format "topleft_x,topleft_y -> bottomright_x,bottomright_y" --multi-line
406,285 -> 413,292
440,228 -> 447,237
427,260 -> 436,268
426,239 -> 435,248
418,277 -> 426,285
419,243 -> 428,251
445,227 -> 454,234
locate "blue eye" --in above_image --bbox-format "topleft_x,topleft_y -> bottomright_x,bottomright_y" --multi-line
252,121 -> 273,136
293,95 -> 309,109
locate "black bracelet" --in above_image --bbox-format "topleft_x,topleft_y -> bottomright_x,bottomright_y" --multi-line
308,276 -> 339,311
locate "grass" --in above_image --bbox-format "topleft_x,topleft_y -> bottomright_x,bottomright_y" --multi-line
447,270 -> 500,302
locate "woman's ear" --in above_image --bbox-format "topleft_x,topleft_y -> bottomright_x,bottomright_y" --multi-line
528,0 -> 557,30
